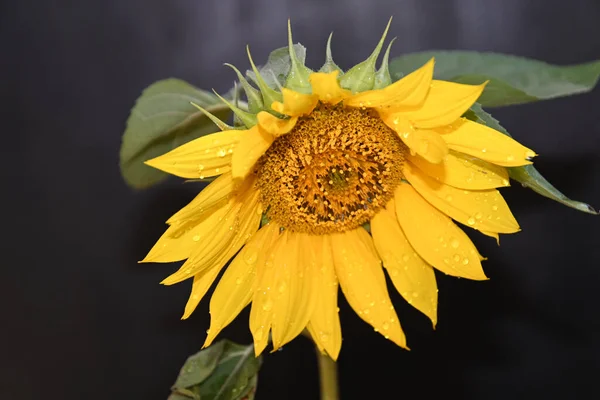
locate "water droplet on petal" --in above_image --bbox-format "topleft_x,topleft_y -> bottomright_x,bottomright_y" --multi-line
450,238 -> 460,249
467,217 -> 475,225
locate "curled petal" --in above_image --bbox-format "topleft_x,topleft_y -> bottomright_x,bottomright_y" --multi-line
271,88 -> 318,117
257,111 -> 298,137
309,71 -> 351,104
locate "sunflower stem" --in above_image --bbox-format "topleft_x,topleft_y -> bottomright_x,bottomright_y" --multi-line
315,347 -> 339,400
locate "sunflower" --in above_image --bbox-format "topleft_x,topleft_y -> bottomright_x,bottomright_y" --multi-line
141,20 -> 535,360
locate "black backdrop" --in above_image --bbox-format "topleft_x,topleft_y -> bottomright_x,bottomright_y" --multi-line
2,1 -> 600,399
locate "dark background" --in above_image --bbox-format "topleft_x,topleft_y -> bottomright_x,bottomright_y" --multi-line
2,0 -> 599,399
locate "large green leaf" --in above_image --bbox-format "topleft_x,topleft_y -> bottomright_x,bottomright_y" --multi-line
246,44 -> 306,89
168,341 -> 262,400
389,51 -> 600,107
464,104 -> 597,215
120,79 -> 231,189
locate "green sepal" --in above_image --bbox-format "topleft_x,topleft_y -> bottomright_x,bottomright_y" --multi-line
285,20 -> 313,93
465,103 -> 598,215
319,32 -> 343,74
373,37 -> 396,89
246,46 -> 283,110
224,63 -> 264,113
213,90 -> 257,128
340,17 -> 392,93
190,102 -> 236,131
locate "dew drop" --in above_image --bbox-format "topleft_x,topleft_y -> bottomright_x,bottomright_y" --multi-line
217,149 -> 227,157
453,254 -> 461,262
467,217 -> 475,225
506,155 -> 515,162
491,205 -> 498,211
462,258 -> 469,265
445,195 -> 453,202
450,238 -> 460,249
193,235 -> 201,242
402,254 -> 410,262
475,212 -> 483,220
382,322 -> 390,331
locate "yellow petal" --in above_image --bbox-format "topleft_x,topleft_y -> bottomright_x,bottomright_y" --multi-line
395,182 -> 488,280
181,266 -> 223,319
250,228 -> 286,356
402,162 -> 520,234
257,111 -> 298,137
167,172 -> 235,225
231,125 -> 274,180
308,71 -> 351,104
443,119 -> 537,167
407,151 -> 510,190
371,203 -> 438,327
331,228 -> 407,348
270,232 -> 319,350
306,235 -> 342,360
400,80 -> 486,129
382,115 -> 448,163
161,178 -> 262,285
203,223 -> 281,347
144,130 -> 242,179
140,205 -> 229,263
346,58 -> 434,109
271,88 -> 318,117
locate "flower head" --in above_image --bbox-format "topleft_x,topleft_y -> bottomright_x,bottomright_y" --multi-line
142,20 -> 536,360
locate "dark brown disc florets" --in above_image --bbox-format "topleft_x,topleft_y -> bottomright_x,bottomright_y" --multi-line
256,104 -> 406,234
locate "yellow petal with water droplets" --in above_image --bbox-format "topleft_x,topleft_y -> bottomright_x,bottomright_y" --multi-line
331,228 -> 407,349
305,235 -> 342,360
203,223 -> 281,348
231,125 -> 274,180
371,203 -> 438,327
308,71 -> 351,105
161,178 -> 262,285
271,88 -> 318,117
443,119 -> 537,167
346,58 -> 434,109
382,115 -> 448,163
167,172 -> 235,225
407,151 -> 509,190
270,232 -> 319,350
250,228 -> 286,356
181,266 -> 223,319
257,111 -> 298,137
400,80 -> 486,129
395,182 -> 488,280
144,129 -> 242,179
402,161 -> 520,234
141,205 -> 230,263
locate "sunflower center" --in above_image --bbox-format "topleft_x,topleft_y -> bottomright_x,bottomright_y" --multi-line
256,103 -> 406,234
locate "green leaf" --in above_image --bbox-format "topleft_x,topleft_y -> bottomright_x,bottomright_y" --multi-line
465,103 -> 598,215
246,44 -> 306,90
389,51 -> 600,107
120,79 -> 231,189
169,340 -> 262,400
